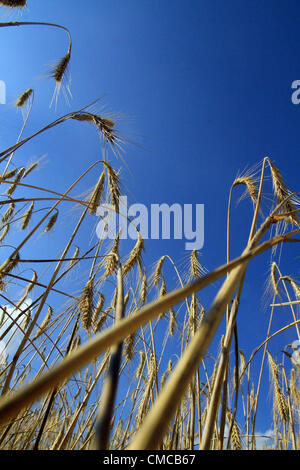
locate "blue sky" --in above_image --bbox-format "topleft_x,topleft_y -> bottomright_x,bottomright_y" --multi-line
0,0 -> 299,443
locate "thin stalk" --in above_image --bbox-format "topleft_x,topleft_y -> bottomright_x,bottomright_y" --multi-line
128,203 -> 295,449
32,316 -> 79,450
1,205 -> 88,395
53,354 -> 109,450
271,300 -> 300,306
0,228 -> 298,427
94,259 -> 124,450
200,300 -> 238,449
219,159 -> 268,449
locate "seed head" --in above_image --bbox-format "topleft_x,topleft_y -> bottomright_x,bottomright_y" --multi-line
92,292 -> 105,325
89,170 -> 105,214
23,162 -> 39,178
44,211 -> 58,233
69,246 -> 79,269
226,410 -> 242,450
80,279 -> 94,333
169,308 -> 175,336
136,351 -> 145,379
6,167 -> 25,196
72,112 -> 116,144
0,224 -> 10,243
123,231 -> 144,276
233,176 -> 257,203
270,262 -> 279,297
103,162 -> 120,212
104,234 -> 120,278
0,168 -> 18,181
35,306 -> 53,340
0,252 -> 20,278
51,48 -> 71,84
25,271 -> 37,297
282,275 -> 300,299
94,307 -> 111,334
2,202 -> 15,224
0,0 -> 27,7
153,256 -> 166,286
140,273 -> 147,304
269,160 -> 300,227
21,202 -> 34,230
15,89 -> 33,108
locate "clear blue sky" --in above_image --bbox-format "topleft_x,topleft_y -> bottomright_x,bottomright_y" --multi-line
1,0 -> 299,442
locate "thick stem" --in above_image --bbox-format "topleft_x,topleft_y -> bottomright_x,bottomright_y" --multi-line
0,229 -> 297,428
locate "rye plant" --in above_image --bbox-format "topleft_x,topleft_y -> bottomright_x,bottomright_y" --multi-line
0,1 -> 299,451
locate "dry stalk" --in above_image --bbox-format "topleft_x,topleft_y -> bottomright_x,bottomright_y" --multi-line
0,229 -> 297,428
